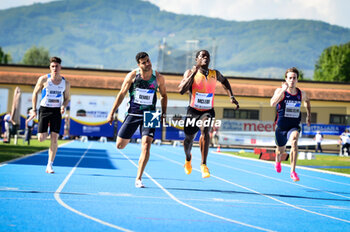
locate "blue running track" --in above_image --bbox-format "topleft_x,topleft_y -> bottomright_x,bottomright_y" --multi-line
1,141 -> 350,231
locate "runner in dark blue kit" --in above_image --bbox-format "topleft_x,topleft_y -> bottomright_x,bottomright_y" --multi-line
270,67 -> 311,181
107,52 -> 167,188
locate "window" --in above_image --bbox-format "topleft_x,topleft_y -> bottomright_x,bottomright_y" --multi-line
330,114 -> 350,125
223,109 -> 259,120
301,112 -> 317,123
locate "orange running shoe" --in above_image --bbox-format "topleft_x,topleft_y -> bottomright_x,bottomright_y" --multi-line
201,164 -> 210,178
184,160 -> 192,175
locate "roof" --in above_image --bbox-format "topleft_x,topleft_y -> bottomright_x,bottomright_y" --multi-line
0,65 -> 349,102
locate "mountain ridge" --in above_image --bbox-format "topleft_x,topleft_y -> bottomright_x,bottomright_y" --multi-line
0,0 -> 349,78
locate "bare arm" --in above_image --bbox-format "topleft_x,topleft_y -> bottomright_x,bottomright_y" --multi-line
178,66 -> 198,95
107,71 -> 136,125
31,75 -> 47,118
156,71 -> 168,116
216,70 -> 239,109
270,82 -> 288,107
61,80 -> 71,114
302,90 -> 311,126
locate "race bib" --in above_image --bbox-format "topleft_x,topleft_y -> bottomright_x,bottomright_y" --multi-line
194,92 -> 213,109
134,88 -> 155,105
284,102 -> 301,118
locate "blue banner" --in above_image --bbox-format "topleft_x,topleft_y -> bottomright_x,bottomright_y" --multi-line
70,119 -> 114,137
302,123 -> 350,135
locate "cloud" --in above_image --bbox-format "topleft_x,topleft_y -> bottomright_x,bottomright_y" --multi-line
146,0 -> 350,28
0,0 -> 55,10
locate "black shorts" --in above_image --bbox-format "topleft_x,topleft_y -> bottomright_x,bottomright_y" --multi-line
38,106 -> 62,133
118,114 -> 155,139
184,107 -> 215,136
275,125 -> 300,147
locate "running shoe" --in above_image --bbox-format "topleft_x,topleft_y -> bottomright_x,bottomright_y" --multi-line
135,180 -> 145,188
200,164 -> 210,178
275,162 -> 282,173
45,166 -> 54,174
290,171 -> 300,182
184,160 -> 192,175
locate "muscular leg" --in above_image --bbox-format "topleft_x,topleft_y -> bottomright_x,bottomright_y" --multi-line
38,132 -> 49,142
184,134 -> 195,161
289,131 -> 299,173
275,145 -> 286,163
48,132 -> 59,163
199,117 -> 211,165
136,136 -> 153,181
116,136 -> 130,149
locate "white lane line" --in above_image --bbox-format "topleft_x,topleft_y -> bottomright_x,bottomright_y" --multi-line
212,151 -> 350,181
207,159 -> 350,200
117,146 -> 274,232
158,146 -> 350,189
54,143 -> 132,232
152,146 -> 350,224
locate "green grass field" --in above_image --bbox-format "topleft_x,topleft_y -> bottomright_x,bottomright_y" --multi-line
0,138 -> 69,163
224,151 -> 350,175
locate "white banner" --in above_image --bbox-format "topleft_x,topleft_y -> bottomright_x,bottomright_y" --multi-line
70,95 -> 115,124
0,88 -> 9,115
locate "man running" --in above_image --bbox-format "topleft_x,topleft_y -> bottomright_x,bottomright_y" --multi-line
270,67 -> 311,181
31,57 -> 70,173
107,52 -> 167,188
178,50 -> 239,178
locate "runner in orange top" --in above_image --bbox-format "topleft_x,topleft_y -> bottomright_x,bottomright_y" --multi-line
179,50 -> 239,178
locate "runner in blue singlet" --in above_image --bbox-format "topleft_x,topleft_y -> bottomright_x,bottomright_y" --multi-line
270,67 -> 311,182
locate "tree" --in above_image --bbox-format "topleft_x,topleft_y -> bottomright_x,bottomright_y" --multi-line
0,47 -> 12,64
314,42 -> 350,82
22,46 -> 50,66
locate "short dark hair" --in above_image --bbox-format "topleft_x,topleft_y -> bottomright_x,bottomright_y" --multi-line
50,57 -> 62,64
195,50 -> 210,59
135,52 -> 149,63
285,67 -> 299,79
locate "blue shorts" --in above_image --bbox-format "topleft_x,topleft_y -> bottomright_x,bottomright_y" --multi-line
118,115 -> 155,139
275,125 -> 300,147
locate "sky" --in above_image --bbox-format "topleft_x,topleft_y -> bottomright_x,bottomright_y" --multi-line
0,0 -> 349,29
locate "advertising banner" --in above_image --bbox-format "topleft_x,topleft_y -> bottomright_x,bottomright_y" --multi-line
70,95 -> 115,137
302,123 -> 350,135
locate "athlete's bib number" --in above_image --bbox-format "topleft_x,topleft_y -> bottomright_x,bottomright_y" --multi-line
194,92 -> 213,110
134,88 -> 155,105
284,102 -> 301,118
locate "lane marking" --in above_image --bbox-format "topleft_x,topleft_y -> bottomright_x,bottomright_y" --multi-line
153,145 -> 350,224
116,145 -> 274,232
54,143 -> 133,232
212,150 -> 350,179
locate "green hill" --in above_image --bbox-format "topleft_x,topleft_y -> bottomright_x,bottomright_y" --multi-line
1,0 -> 350,78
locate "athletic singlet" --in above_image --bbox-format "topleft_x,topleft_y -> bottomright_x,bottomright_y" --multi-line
190,69 -> 217,111
127,69 -> 158,116
40,74 -> 66,108
275,88 -> 302,129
